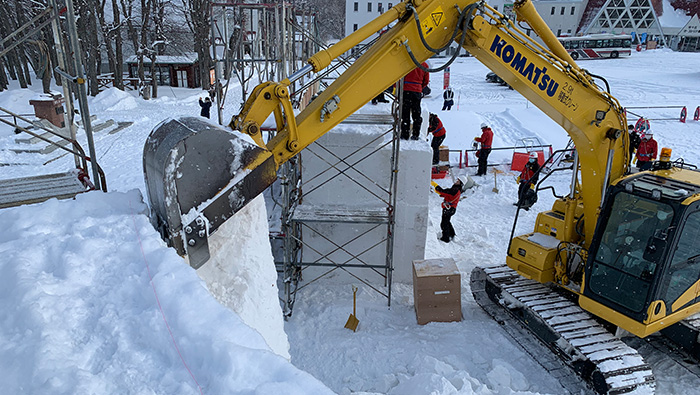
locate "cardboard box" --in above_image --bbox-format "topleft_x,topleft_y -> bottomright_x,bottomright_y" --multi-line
439,145 -> 450,162
413,258 -> 462,325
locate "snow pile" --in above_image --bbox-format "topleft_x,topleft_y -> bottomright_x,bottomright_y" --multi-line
0,189 -> 330,394
90,87 -> 139,112
197,195 -> 291,359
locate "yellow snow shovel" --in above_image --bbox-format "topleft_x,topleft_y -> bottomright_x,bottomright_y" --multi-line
492,169 -> 503,193
344,286 -> 359,332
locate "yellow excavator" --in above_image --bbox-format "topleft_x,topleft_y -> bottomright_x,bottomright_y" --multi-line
143,1 -> 700,393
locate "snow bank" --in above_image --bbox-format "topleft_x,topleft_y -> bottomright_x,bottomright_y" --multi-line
0,190 -> 330,394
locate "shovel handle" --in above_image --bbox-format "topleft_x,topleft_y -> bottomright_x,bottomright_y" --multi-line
352,286 -> 358,316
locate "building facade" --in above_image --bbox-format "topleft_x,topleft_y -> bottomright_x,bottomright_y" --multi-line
342,1 -> 699,53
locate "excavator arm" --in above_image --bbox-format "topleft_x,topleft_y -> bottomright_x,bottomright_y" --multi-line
143,0 -> 628,269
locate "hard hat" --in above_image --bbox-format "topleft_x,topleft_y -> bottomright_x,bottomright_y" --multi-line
458,175 -> 468,185
480,122 -> 488,129
529,152 -> 538,159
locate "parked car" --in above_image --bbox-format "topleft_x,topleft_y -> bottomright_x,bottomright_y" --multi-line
485,72 -> 513,89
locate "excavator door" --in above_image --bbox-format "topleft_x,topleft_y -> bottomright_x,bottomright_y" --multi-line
143,117 -> 277,268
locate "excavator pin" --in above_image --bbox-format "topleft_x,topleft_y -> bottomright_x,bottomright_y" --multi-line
143,117 -> 277,269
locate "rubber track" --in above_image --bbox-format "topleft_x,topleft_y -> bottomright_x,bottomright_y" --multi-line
471,264 -> 656,394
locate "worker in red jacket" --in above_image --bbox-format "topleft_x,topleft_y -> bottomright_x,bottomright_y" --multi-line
435,176 -> 466,243
636,131 -> 658,171
474,123 -> 493,176
516,152 -> 540,210
400,62 -> 430,140
427,113 -> 446,165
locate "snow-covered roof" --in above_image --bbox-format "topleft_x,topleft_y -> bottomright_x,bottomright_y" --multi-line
658,0 -> 692,28
125,53 -> 198,65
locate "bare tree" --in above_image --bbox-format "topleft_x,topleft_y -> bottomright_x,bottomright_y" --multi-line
97,0 -> 125,89
181,0 -> 211,90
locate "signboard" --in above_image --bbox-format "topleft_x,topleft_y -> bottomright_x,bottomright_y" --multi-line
443,66 -> 450,90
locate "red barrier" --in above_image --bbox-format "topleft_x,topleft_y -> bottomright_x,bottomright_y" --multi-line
680,106 -> 687,123
694,106 -> 700,121
511,150 -> 545,171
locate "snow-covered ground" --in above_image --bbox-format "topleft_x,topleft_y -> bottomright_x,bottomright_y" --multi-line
1,47 -> 700,394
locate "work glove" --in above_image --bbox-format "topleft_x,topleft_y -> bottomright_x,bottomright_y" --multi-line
516,176 -> 521,184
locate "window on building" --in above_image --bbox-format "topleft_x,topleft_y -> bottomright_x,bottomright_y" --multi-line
560,6 -> 565,15
353,24 -> 358,31
354,2 -> 358,11
571,6 -> 575,15
368,2 -> 372,12
551,6 -> 555,15
567,29 -> 572,35
378,2 -> 383,12
557,29 -> 562,36
494,5 -> 498,10
388,2 -> 392,8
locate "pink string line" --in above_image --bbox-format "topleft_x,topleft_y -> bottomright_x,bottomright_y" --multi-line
129,199 -> 204,394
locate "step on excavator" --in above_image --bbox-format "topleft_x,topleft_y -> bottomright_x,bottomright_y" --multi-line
143,1 -> 700,392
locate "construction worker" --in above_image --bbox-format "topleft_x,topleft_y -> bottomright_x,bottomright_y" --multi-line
442,87 -> 454,111
400,62 -> 430,140
636,131 -> 658,171
474,123 -> 493,176
516,152 -> 540,211
628,124 -> 641,168
427,113 -> 446,165
435,176 -> 466,242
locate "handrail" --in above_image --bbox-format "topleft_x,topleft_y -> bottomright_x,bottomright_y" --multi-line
507,147 -> 576,253
447,143 -> 553,168
0,106 -> 107,191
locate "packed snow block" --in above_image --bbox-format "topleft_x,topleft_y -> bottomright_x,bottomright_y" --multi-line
413,258 -> 462,325
298,128 -> 430,285
301,130 -> 391,206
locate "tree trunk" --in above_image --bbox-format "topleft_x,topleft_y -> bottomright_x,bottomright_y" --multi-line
97,0 -> 117,90
13,0 -> 31,87
190,0 -> 211,89
77,0 -> 101,96
112,0 -> 123,89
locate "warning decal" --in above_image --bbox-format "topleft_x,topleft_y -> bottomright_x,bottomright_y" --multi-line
420,6 -> 444,38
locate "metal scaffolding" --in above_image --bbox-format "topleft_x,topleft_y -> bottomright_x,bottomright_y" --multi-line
278,109 -> 401,317
210,1 -> 321,118
210,3 -> 399,317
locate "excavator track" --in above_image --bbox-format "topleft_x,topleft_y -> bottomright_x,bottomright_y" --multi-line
471,264 -> 656,394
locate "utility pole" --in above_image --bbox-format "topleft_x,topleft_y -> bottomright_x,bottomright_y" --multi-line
64,0 -> 102,189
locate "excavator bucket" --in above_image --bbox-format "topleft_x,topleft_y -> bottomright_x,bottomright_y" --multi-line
143,117 -> 277,269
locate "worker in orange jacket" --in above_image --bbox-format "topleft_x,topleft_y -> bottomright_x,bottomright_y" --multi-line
427,113 -> 446,165
474,123 -> 493,176
400,62 -> 430,140
636,131 -> 658,171
435,176 -> 466,242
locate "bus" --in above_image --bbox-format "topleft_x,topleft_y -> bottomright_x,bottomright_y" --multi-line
558,34 -> 633,60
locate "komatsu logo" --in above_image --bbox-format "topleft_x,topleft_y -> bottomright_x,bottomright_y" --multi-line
489,34 -> 559,97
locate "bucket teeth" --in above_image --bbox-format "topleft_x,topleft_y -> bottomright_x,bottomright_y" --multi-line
143,117 -> 277,268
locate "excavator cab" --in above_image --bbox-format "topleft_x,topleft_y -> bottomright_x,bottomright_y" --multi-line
581,171 -> 700,337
